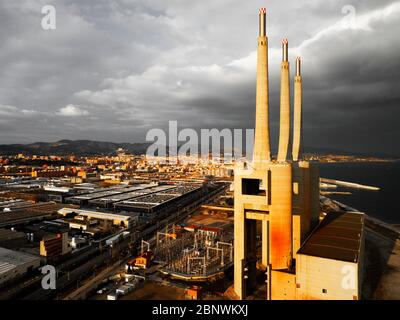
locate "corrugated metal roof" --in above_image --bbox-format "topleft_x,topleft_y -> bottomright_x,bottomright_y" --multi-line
0,202 -> 75,227
0,247 -> 40,275
0,262 -> 15,274
297,211 -> 364,263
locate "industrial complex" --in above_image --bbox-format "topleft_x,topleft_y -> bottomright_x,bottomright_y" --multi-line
0,160 -> 230,300
0,7 -> 398,303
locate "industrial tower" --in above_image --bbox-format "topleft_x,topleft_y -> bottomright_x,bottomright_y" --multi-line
233,8 -> 320,300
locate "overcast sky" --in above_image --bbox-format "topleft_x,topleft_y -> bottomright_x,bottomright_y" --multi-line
0,0 -> 399,155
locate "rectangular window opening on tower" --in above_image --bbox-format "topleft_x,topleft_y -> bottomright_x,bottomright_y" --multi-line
242,178 -> 266,196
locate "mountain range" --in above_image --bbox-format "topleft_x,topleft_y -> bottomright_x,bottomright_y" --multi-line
0,140 -> 151,156
0,140 -> 396,158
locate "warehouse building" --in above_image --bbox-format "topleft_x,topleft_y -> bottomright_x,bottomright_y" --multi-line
114,185 -> 204,215
58,208 -> 135,229
0,228 -> 28,249
64,185 -> 155,206
0,202 -> 77,228
0,247 -> 40,286
295,212 -> 365,300
87,183 -> 163,209
39,226 -> 71,258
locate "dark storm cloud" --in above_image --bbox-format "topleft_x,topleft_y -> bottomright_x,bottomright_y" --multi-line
0,0 -> 399,155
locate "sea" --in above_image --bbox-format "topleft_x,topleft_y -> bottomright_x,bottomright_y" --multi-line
319,161 -> 400,224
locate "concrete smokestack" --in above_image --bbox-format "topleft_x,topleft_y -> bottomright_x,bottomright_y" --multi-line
282,38 -> 288,62
259,7 -> 266,37
277,39 -> 291,162
292,57 -> 303,161
296,56 -> 301,76
253,7 -> 271,167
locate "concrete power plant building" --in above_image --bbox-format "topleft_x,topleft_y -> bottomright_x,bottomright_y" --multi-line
233,8 -> 365,300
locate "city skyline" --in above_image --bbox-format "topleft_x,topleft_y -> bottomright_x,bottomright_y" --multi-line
0,0 -> 399,155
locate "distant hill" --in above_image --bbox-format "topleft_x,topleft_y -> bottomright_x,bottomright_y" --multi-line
0,140 -> 396,158
302,146 -> 398,159
0,140 -> 151,156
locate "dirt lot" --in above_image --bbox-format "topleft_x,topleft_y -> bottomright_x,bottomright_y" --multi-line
186,212 -> 233,229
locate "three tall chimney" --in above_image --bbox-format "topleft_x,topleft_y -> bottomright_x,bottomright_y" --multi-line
252,10 -> 303,165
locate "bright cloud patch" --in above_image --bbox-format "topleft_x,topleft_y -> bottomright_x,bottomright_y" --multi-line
57,105 -> 89,117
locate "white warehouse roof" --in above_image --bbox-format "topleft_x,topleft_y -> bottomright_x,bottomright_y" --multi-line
0,247 -> 40,275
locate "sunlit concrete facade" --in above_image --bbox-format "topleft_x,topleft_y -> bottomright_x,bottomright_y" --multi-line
296,255 -> 361,300
233,161 -> 320,299
294,212 -> 365,300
